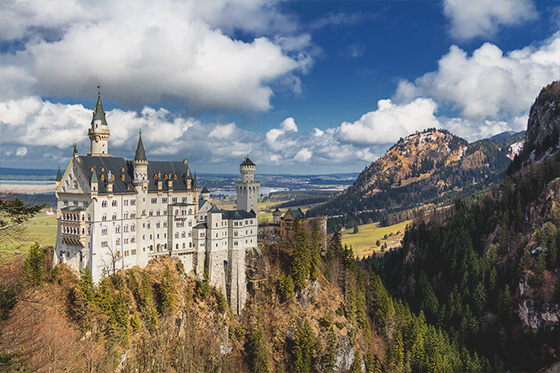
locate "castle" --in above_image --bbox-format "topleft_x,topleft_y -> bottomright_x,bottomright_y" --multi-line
54,90 -> 258,314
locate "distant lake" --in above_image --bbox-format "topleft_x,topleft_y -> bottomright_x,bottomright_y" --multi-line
0,180 -> 54,185
211,187 -> 289,197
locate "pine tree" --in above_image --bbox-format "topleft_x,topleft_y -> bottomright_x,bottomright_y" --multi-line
321,327 -> 337,373
294,319 -> 315,373
249,327 -> 270,373
292,218 -> 311,290
159,267 -> 176,315
278,272 -> 295,302
22,242 -> 45,287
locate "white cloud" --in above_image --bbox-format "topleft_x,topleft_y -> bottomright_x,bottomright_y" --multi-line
16,147 -> 28,157
395,34 -> 560,122
294,148 -> 312,162
266,117 -> 298,146
443,0 -> 537,41
1,0 -> 312,112
337,98 -> 441,145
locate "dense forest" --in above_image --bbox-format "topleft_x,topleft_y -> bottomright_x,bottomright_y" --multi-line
363,82 -> 560,371
0,217 -> 489,372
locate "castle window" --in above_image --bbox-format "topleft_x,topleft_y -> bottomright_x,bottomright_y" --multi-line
162,197 -> 168,203
163,210 -> 167,216
124,238 -> 128,245
175,233 -> 179,238
147,223 -> 151,229
183,243 -> 186,249
116,238 -> 120,246
175,209 -> 179,215
131,213 -> 136,219
124,212 -> 129,219
124,200 -> 128,206
101,200 -> 107,207
112,200 -> 117,207
124,225 -> 128,232
130,200 -> 136,206
73,180 -> 78,189
181,232 -> 186,238
102,215 -> 107,221
156,222 -> 161,229
172,197 -> 177,203
188,232 -> 192,237
115,226 -> 121,233
101,228 -> 108,235
176,244 -> 179,250
188,208 -> 192,215
156,210 -> 160,216
64,200 -> 69,206
182,197 -> 188,203
112,214 -> 117,220
188,221 -> 192,227
149,211 -> 153,216
151,198 -> 157,204
101,241 -> 108,247
163,221 -> 167,228
131,237 -> 135,243
131,224 -> 135,232
142,209 -> 146,216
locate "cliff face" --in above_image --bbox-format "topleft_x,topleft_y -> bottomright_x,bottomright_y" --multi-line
526,81 -> 560,156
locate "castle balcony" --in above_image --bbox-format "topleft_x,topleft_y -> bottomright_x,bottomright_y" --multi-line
60,207 -> 88,246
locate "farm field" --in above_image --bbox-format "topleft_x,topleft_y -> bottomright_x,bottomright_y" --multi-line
0,210 -> 57,261
341,220 -> 412,259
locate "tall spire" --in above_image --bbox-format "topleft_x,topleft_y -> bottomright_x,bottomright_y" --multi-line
134,130 -> 147,161
55,166 -> 62,182
92,85 -> 107,126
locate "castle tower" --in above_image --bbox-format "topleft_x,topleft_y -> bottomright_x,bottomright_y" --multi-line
200,186 -> 210,201
235,156 -> 260,214
272,208 -> 282,225
133,131 -> 148,188
87,87 -> 111,156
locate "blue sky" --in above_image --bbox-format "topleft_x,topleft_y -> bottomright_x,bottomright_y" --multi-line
1,0 -> 559,174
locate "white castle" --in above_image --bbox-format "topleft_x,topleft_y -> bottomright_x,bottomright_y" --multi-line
54,90 -> 259,314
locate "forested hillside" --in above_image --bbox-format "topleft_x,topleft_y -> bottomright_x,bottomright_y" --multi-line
1,221 -> 488,372
362,81 -> 560,371
307,129 -> 516,232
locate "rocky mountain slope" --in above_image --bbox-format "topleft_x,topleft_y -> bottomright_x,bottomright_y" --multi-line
308,128 -> 516,231
364,80 -> 560,371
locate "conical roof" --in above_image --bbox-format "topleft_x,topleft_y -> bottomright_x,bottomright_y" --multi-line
92,87 -> 108,126
201,186 -> 209,194
241,156 -> 255,166
55,166 -> 62,181
91,168 -> 99,183
134,131 -> 147,161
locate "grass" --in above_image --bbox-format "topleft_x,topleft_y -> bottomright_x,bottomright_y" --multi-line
0,210 -> 58,261
341,220 -> 412,259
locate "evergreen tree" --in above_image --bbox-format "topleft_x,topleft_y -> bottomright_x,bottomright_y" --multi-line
22,242 -> 45,287
248,327 -> 270,373
278,272 -> 295,302
293,319 -> 315,373
159,267 -> 176,315
292,218 -> 311,290
321,327 -> 337,373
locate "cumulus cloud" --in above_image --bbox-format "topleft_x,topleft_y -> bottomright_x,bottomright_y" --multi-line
443,0 -> 537,41
16,147 -> 28,157
337,98 -> 441,145
395,33 -> 560,124
1,0 -> 311,112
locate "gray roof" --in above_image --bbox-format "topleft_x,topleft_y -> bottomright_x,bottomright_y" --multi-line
78,155 -> 194,194
92,91 -> 108,126
221,209 -> 255,220
241,156 -> 255,166
134,133 -> 147,161
201,186 -> 209,193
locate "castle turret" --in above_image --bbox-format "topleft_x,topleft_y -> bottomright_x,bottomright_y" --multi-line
201,186 -> 210,201
235,156 -> 260,214
133,131 -> 148,189
87,87 -> 111,156
272,208 -> 282,225
55,166 -> 62,190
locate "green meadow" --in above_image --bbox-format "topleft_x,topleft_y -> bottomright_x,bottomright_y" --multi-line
341,220 -> 412,259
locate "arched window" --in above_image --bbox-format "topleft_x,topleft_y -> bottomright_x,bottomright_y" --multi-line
112,200 -> 117,207
183,243 -> 186,249
102,214 -> 107,221
112,214 -> 117,220
116,226 -> 121,233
